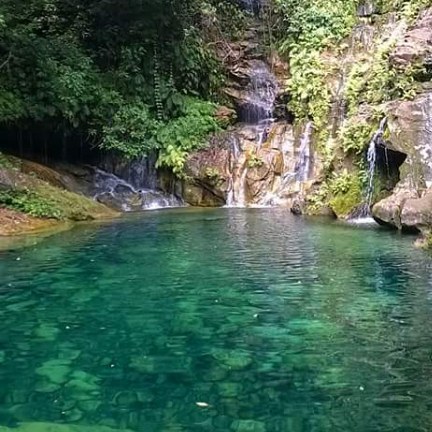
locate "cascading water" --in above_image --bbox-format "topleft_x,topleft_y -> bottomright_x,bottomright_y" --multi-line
295,121 -> 313,182
351,117 -> 387,222
92,168 -> 184,212
226,60 -> 278,206
261,121 -> 314,206
247,61 -> 277,141
365,117 -> 387,210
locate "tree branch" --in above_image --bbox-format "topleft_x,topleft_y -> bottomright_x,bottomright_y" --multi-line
0,52 -> 12,71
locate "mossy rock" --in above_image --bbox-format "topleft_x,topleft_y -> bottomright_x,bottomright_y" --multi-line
0,155 -> 117,227
329,186 -> 363,218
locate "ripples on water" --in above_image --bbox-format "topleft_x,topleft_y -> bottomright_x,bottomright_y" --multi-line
0,209 -> 432,432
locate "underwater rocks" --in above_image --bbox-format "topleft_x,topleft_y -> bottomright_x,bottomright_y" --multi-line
211,348 -> 253,370
0,423 -> 133,432
231,419 -> 266,432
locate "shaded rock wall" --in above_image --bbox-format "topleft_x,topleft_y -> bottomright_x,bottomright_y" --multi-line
372,8 -> 432,234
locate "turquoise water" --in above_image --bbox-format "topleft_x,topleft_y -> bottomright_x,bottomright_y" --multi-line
0,209 -> 432,432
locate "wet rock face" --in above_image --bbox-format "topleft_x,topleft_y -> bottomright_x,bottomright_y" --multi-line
387,91 -> 432,189
382,15 -> 432,234
357,1 -> 377,18
183,121 -> 323,207
390,8 -> 432,68
183,137 -> 232,207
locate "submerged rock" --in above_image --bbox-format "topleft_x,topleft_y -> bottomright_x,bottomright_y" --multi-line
0,423 -> 133,432
211,348 -> 252,370
35,359 -> 72,385
231,419 -> 267,432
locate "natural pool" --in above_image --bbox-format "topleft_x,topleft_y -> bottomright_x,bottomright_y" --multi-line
0,209 -> 432,432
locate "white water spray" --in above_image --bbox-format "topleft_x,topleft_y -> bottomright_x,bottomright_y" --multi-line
365,117 -> 387,210
296,122 -> 313,182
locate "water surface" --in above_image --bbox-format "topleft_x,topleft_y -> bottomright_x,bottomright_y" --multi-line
0,209 -> 432,432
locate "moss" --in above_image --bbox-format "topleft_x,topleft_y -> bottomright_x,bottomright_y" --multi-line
0,152 -> 18,169
0,158 -> 117,223
33,182 -> 116,221
329,184 -> 363,218
246,153 -> 264,168
0,184 -> 115,221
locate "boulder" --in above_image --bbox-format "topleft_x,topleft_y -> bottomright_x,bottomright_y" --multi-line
372,187 -> 417,228
401,190 -> 432,231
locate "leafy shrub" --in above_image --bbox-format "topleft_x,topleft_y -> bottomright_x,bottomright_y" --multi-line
0,189 -> 63,219
156,97 -> 221,175
100,102 -> 159,159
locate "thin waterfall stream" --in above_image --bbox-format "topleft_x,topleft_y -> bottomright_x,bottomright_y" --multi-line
295,121 -> 313,182
352,117 -> 387,222
365,118 -> 387,211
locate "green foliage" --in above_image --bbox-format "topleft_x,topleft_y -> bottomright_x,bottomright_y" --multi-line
339,118 -> 376,154
306,183 -> 330,214
345,44 -> 421,116
205,167 -> 221,181
247,153 -> 264,168
287,49 -> 331,128
156,98 -> 221,175
274,0 -> 357,50
0,152 -> 14,168
328,169 -> 357,195
377,0 -> 432,21
274,0 -> 357,127
306,169 -> 364,217
0,0 -> 237,171
100,103 -> 158,159
0,189 -> 62,219
328,170 -> 363,217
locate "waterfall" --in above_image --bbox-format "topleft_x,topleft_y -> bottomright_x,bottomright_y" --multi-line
92,168 -> 184,212
295,122 -> 313,182
350,117 -> 387,222
226,61 -> 277,207
365,117 -> 387,210
240,0 -> 265,14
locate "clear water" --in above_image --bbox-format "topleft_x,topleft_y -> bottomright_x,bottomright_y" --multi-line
0,209 -> 432,432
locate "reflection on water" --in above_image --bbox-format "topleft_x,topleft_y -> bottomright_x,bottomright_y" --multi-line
0,209 -> 432,432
